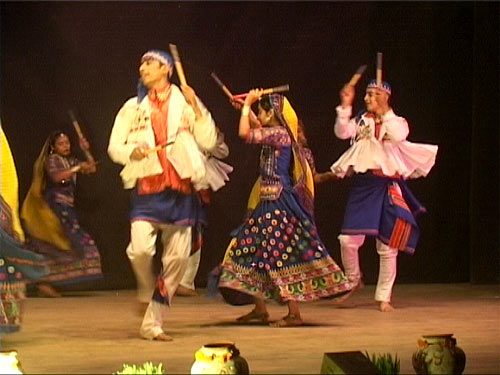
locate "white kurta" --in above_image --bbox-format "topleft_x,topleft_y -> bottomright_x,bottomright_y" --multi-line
333,105 -> 438,303
107,85 -> 218,189
107,84 -> 221,339
331,106 -> 438,179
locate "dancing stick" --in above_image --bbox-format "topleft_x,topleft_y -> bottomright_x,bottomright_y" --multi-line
211,72 -> 234,99
68,110 -> 95,162
376,52 -> 383,86
211,72 -> 260,125
169,44 -> 187,86
348,65 -> 367,86
232,84 -> 290,100
142,141 -> 174,155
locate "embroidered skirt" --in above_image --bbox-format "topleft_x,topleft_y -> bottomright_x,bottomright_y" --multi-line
1,227 -> 48,333
219,189 -> 352,304
26,193 -> 103,286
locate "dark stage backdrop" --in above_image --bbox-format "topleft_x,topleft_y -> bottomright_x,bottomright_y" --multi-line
1,2 -> 498,290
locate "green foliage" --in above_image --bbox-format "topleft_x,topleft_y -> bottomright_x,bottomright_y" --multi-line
365,351 -> 400,375
115,362 -> 164,375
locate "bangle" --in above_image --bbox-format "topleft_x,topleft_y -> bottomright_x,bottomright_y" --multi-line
70,165 -> 81,173
242,105 -> 250,117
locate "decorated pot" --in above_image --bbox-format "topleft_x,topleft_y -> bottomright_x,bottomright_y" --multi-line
0,351 -> 24,374
191,342 -> 249,374
412,334 -> 466,374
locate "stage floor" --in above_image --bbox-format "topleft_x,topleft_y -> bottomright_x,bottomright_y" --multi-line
1,283 -> 499,374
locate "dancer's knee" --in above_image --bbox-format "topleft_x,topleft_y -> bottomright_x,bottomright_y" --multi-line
338,234 -> 365,248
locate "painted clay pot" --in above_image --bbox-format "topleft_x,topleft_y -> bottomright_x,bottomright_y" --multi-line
412,334 -> 466,374
191,342 -> 249,374
0,351 -> 24,374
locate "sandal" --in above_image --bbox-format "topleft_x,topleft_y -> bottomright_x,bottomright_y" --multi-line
236,309 -> 269,323
269,314 -> 303,328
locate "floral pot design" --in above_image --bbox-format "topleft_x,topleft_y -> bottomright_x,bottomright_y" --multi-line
412,334 -> 466,374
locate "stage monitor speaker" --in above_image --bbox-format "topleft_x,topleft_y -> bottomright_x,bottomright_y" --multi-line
320,351 -> 381,374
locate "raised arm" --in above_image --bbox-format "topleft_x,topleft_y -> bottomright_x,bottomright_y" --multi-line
334,84 -> 357,140
77,137 -> 97,173
231,98 -> 260,128
181,84 -> 218,151
239,89 -> 263,139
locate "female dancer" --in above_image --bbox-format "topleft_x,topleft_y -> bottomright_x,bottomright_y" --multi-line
219,90 -> 352,327
1,126 -> 47,332
21,131 -> 102,297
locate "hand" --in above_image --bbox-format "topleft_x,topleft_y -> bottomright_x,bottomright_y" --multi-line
130,146 -> 147,161
244,88 -> 264,106
230,97 -> 245,111
180,84 -> 197,108
79,161 -> 97,174
78,137 -> 90,151
314,171 -> 337,184
324,171 -> 338,181
340,84 -> 355,108
69,165 -> 82,173
181,84 -> 203,119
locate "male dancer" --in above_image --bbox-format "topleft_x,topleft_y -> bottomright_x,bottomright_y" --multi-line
331,79 -> 438,312
108,50 -> 218,340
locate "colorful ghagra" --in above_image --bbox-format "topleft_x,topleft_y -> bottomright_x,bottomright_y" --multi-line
0,220 -> 47,333
24,153 -> 102,285
219,126 -> 352,303
1,126 -> 47,333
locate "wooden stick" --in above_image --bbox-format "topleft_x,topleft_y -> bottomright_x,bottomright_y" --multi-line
232,84 -> 290,99
210,72 -> 260,126
169,44 -> 187,86
143,141 -> 173,155
348,65 -> 367,86
211,72 -> 234,99
376,52 -> 383,86
68,110 -> 84,138
68,110 -> 95,162
262,84 -> 289,95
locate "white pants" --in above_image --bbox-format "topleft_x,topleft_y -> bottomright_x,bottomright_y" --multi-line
338,234 -> 398,302
179,249 -> 201,290
126,220 -> 192,339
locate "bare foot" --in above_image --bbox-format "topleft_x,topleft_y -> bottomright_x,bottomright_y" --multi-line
354,279 -> 365,291
334,279 -> 364,304
379,301 -> 395,312
269,314 -> 303,328
236,309 -> 269,323
37,283 -> 62,298
153,332 -> 173,342
175,285 -> 198,297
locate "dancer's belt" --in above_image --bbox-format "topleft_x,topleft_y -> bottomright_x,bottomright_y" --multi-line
371,169 -> 401,179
